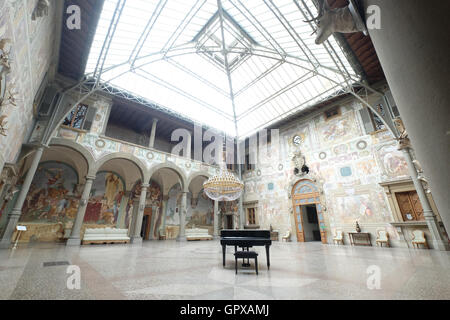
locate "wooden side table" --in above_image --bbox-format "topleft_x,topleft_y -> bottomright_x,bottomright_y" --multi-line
348,232 -> 372,246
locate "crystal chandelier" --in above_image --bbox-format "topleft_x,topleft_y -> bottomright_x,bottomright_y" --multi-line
203,168 -> 244,201
203,138 -> 244,202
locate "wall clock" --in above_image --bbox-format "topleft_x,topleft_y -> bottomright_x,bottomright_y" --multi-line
293,135 -> 302,146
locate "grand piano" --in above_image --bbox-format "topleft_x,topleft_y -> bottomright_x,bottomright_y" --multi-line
220,229 -> 272,269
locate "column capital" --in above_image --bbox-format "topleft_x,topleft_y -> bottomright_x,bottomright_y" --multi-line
141,183 -> 150,188
398,143 -> 411,152
152,118 -> 159,124
86,175 -> 96,181
8,209 -> 22,218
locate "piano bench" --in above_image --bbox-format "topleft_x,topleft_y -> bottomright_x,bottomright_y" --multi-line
234,251 -> 258,275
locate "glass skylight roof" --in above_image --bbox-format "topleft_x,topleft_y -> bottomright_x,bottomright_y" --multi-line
85,0 -> 359,137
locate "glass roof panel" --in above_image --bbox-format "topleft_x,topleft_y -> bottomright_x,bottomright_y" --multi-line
85,0 -> 358,137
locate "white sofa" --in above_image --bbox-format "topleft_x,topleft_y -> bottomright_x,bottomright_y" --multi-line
186,228 -> 213,241
82,227 -> 130,245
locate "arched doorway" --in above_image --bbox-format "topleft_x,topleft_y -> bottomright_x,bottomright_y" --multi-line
148,165 -> 186,240
291,179 -> 326,244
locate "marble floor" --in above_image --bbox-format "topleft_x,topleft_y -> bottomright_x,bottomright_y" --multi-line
0,240 -> 449,300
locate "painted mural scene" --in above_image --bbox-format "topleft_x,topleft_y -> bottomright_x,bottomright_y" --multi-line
0,0 -> 449,304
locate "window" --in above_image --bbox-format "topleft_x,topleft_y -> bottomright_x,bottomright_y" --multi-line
244,152 -> 256,172
371,104 -> 386,131
324,106 -> 340,120
227,163 -> 235,171
385,90 -> 400,118
245,154 -> 251,171
359,104 -> 387,134
63,104 -> 89,129
62,104 -> 97,131
247,207 -> 256,225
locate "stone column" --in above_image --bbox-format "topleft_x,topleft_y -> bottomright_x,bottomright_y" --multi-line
149,118 -> 159,149
131,184 -> 148,244
177,191 -> 187,241
363,0 -> 450,234
0,146 -> 45,249
128,198 -> 139,237
402,148 -> 449,251
159,195 -> 169,237
66,175 -> 96,246
213,200 -> 219,238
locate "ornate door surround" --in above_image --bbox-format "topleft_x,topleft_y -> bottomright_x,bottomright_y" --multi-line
291,179 -> 327,243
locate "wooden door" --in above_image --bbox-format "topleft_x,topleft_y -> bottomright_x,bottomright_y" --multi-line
315,204 -> 327,244
396,191 -> 424,221
293,205 -> 305,242
144,208 -> 152,240
408,192 -> 424,220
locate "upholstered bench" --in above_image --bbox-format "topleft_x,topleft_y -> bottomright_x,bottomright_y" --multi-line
234,251 -> 258,275
82,227 -> 130,245
185,228 -> 213,241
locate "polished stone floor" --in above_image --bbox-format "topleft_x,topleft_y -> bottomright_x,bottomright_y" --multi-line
1,240 -> 449,300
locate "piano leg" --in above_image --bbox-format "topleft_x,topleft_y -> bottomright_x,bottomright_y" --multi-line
265,245 -> 270,269
222,245 -> 226,267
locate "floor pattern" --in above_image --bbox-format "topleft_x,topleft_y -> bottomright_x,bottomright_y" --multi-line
1,240 -> 449,300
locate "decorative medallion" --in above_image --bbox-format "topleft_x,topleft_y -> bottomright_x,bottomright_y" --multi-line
256,169 -> 262,176
356,140 -> 368,150
95,139 -> 106,149
278,164 -> 284,171
319,152 -> 327,160
340,167 -> 352,177
146,152 -> 154,160
185,162 -> 191,169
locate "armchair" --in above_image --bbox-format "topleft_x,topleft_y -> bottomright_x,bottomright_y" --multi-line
333,229 -> 343,245
411,230 -> 428,249
282,230 -> 291,242
376,229 -> 390,247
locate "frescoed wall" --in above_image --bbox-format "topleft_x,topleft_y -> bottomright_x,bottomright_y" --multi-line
0,0 -> 56,172
84,172 -> 125,225
20,162 -> 79,223
147,181 -> 163,240
166,184 -> 181,227
165,184 -> 214,238
187,191 -> 214,228
243,101 -> 411,246
123,179 -> 163,239
12,161 -> 80,243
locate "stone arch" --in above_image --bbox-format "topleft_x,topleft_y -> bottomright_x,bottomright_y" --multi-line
148,162 -> 187,191
92,152 -> 147,183
186,170 -> 211,189
19,142 -> 93,185
49,138 -> 96,171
